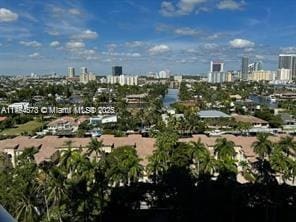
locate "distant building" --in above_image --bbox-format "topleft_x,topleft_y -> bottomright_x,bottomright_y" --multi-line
276,68 -> 292,82
125,93 -> 148,104
208,61 -> 225,83
248,61 -> 262,73
107,75 -> 138,86
197,110 -> 231,118
174,75 -> 183,82
67,67 -> 75,78
80,72 -> 96,84
232,114 -> 269,129
225,72 -> 233,82
158,70 -> 170,79
278,54 -> 296,80
210,61 -> 224,72
208,71 -> 226,83
47,116 -> 79,135
241,57 -> 249,80
80,67 -> 88,74
112,66 -> 122,76
250,70 -> 273,81
89,115 -> 117,125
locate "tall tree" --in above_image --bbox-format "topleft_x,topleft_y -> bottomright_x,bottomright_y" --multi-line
252,133 -> 273,159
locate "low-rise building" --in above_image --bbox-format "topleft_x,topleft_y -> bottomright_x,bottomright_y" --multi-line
232,114 -> 269,128
89,115 -> 117,125
280,113 -> 296,132
47,116 -> 79,135
197,110 -> 231,118
125,93 -> 148,104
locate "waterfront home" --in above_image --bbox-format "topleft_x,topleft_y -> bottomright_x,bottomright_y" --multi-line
232,114 -> 269,128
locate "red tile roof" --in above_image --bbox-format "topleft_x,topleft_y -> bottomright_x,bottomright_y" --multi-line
0,134 -> 292,165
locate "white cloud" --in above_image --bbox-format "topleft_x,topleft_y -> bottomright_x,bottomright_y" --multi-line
244,47 -> 254,52
79,49 -> 96,56
229,38 -> 255,48
255,55 -> 264,60
0,8 -> 18,22
19,40 -> 42,48
204,43 -> 218,50
68,8 -> 81,15
149,44 -> 170,55
280,47 -> 296,53
160,1 -> 176,16
76,29 -> 98,40
160,0 -> 206,16
66,41 -> 85,49
178,0 -> 207,14
128,52 -> 141,57
174,27 -> 201,36
50,41 -> 60,47
102,51 -> 141,57
217,0 -> 245,10
29,52 -> 40,58
125,41 -> 144,48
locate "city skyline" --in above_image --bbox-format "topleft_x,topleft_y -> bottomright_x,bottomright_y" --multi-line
1,0 -> 296,75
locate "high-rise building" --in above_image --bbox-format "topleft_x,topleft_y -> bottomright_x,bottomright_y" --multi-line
112,66 -> 122,76
80,67 -> 88,74
158,70 -> 170,79
208,72 -> 226,83
250,70 -> 273,81
107,74 -> 138,86
67,67 -> 75,78
210,61 -> 224,72
208,61 -> 225,83
248,61 -> 262,73
80,72 -> 96,84
278,54 -> 296,80
241,57 -> 249,80
277,68 -> 292,82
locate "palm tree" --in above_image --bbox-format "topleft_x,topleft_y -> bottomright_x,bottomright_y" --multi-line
46,167 -> 69,221
86,138 -> 104,162
189,139 -> 212,175
252,133 -> 273,159
59,141 -> 82,177
239,160 -> 255,182
106,146 -> 143,186
278,136 -> 296,157
147,149 -> 170,183
269,145 -> 295,184
214,138 -> 236,161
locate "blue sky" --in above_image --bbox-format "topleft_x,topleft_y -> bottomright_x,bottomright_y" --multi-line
0,0 -> 296,75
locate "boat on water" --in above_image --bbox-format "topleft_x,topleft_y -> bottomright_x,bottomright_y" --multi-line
266,95 -> 277,103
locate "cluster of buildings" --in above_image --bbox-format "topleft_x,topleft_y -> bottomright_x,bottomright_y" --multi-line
208,54 -> 296,83
66,65 -> 139,86
67,66 -> 96,84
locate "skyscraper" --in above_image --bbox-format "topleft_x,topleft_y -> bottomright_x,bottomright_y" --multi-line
248,61 -> 262,73
112,66 -> 122,76
241,57 -> 249,80
210,61 -> 224,72
80,67 -> 88,74
208,61 -> 225,83
67,67 -> 75,78
278,54 -> 296,80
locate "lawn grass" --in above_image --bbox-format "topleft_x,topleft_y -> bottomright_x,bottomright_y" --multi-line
0,120 -> 43,136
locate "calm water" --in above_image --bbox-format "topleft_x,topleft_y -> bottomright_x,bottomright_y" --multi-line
249,94 -> 278,109
163,89 -> 179,107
